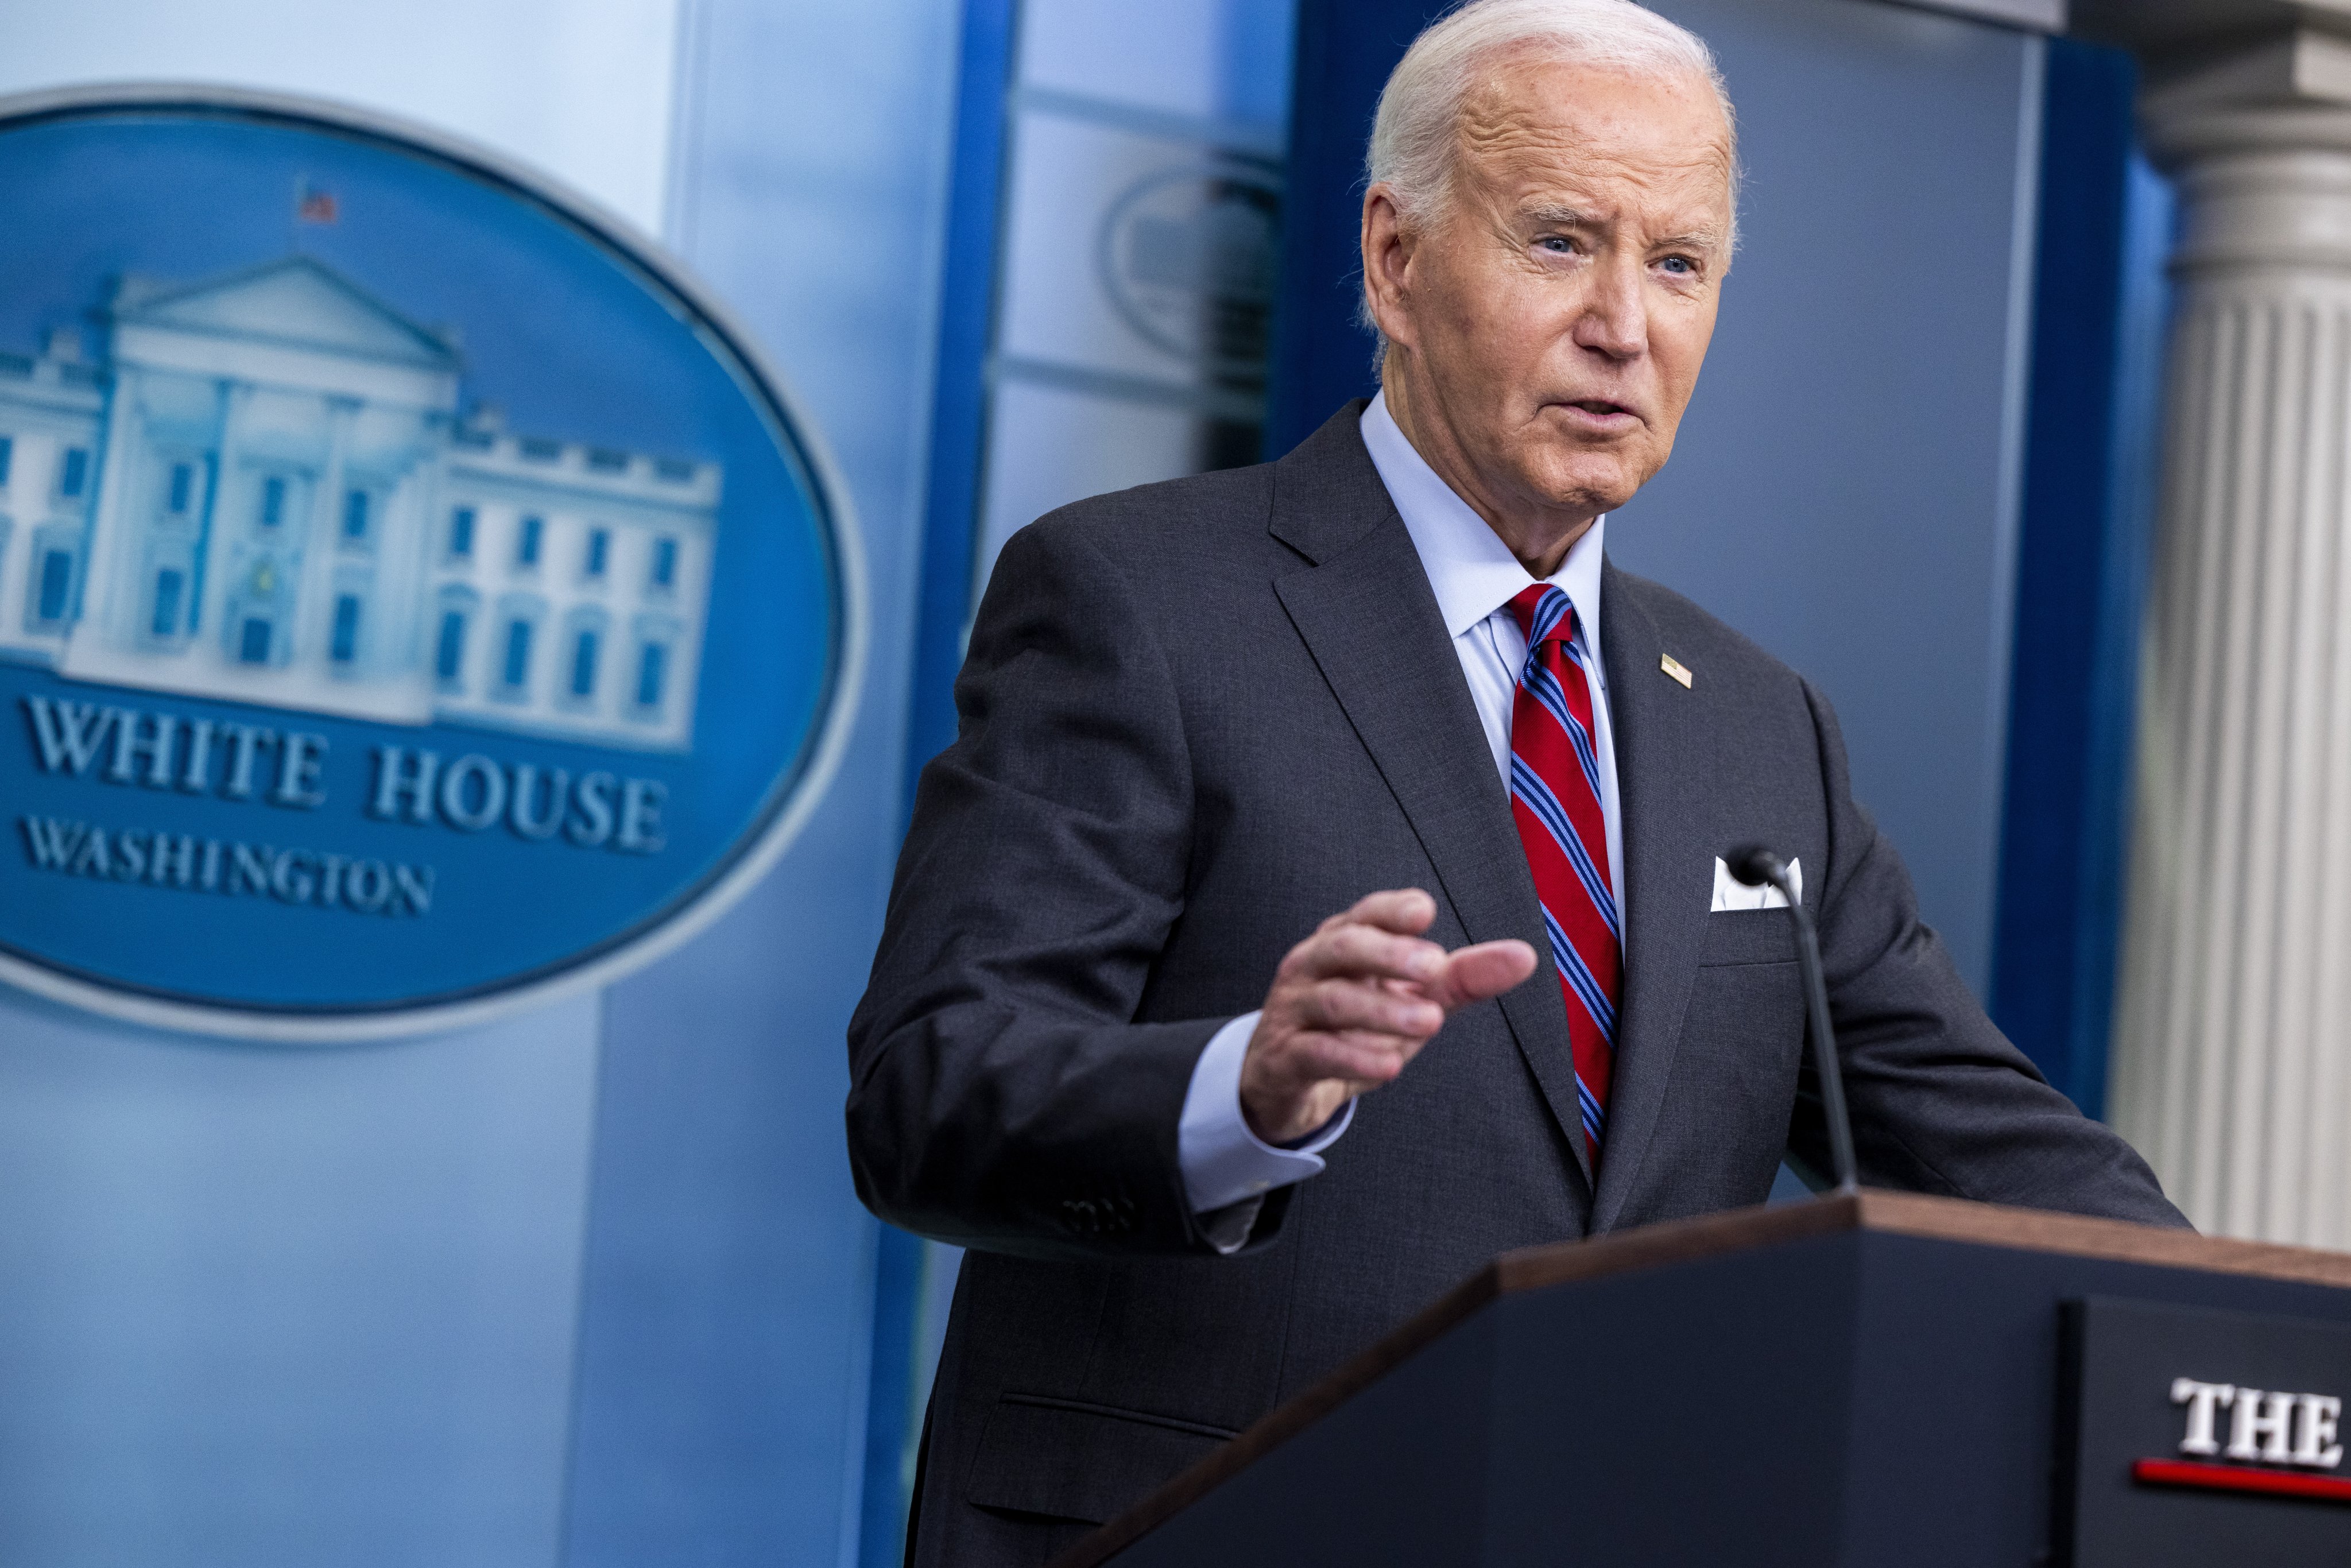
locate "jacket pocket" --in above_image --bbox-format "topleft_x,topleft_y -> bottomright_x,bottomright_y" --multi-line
965,1393 -> 1236,1524
1698,907 -> 1798,967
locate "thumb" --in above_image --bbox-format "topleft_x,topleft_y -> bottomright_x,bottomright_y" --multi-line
1427,939 -> 1538,1011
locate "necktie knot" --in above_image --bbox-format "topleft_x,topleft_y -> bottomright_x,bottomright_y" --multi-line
1508,583 -> 1576,654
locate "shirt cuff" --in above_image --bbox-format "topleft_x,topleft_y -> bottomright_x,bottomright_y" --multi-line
1178,1011 -> 1355,1227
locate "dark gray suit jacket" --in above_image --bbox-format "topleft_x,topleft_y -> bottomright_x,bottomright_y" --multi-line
846,404 -> 2184,1567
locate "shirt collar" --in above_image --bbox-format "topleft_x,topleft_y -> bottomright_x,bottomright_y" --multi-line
1360,388 -> 1607,649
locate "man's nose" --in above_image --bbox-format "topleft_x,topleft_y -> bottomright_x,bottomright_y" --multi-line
1571,258 -> 1649,360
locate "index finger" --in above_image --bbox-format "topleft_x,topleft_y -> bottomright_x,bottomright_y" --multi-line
1288,923 -> 1448,986
1324,888 -> 1438,937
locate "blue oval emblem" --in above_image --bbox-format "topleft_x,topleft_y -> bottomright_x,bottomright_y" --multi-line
0,90 -> 861,1038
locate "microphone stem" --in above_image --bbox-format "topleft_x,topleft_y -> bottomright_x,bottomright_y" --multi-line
1780,878 -> 1860,1195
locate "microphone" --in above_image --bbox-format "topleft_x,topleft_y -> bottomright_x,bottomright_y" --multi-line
1727,845 -> 1859,1195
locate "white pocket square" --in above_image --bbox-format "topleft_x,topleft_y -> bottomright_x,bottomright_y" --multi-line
1711,855 -> 1801,912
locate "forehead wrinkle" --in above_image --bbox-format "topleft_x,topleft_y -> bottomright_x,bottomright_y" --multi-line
1449,61 -> 1733,232
1469,158 -> 1729,257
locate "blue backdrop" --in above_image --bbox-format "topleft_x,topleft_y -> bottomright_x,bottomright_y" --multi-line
0,3 -> 963,1563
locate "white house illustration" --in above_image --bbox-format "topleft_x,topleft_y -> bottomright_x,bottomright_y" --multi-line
0,257 -> 718,752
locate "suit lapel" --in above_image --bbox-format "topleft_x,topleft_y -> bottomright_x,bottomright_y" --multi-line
1268,408 -> 1593,1196
1589,564 -> 1715,1232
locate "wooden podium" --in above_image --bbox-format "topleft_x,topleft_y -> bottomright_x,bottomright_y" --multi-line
1049,1193 -> 2351,1567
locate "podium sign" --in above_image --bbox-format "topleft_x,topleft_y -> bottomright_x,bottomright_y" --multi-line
2060,1297 -> 2351,1564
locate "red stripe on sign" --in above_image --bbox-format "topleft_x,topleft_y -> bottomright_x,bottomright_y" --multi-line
2132,1458 -> 2351,1504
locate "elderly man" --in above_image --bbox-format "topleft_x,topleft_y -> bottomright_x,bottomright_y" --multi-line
848,1 -> 2185,1561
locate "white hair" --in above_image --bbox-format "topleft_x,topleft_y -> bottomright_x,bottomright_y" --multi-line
1367,0 -> 1739,235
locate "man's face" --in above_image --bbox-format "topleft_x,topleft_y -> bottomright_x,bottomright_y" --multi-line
1369,57 -> 1734,519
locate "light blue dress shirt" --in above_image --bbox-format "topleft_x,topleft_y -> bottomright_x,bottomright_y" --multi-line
1176,390 -> 1627,1249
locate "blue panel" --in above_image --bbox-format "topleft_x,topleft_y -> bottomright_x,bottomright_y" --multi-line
556,1 -> 962,1562
1264,1 -> 1442,460
1990,39 -> 2170,1116
1270,0 -> 2044,994
903,0 -> 1021,795
0,986 -> 600,1565
858,1222 -> 929,1565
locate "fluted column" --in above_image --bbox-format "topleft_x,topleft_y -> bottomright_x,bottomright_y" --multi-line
2107,36 -> 2351,1243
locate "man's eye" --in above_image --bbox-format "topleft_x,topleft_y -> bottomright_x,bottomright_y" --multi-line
1539,237 -> 1573,254
1660,255 -> 1695,276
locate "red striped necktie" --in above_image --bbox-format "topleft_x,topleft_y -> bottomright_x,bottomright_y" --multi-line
1505,584 -> 1620,1162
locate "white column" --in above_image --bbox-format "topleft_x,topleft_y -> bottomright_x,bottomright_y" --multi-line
2109,32 -> 2351,1245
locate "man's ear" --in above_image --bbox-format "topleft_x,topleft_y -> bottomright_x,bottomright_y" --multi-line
1360,184 -> 1417,351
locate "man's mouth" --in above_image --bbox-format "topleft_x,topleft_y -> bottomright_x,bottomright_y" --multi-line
1561,398 -> 1639,426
